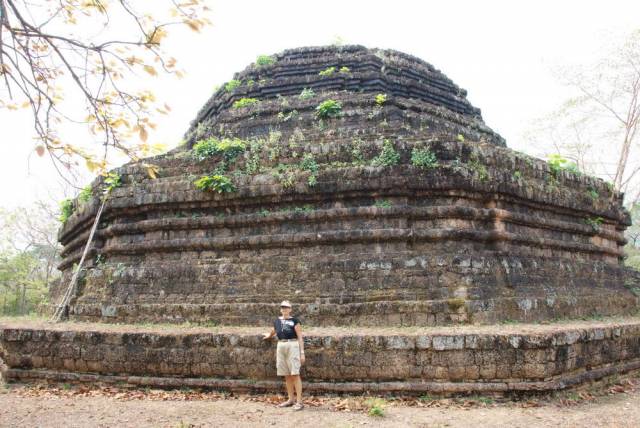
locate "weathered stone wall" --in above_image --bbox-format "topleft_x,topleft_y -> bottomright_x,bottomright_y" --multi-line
2,322 -> 640,394
51,45 -> 640,325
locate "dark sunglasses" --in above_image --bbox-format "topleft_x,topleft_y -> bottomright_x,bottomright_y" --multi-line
280,306 -> 291,309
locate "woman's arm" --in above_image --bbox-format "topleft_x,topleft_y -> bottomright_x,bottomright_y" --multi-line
262,327 -> 276,340
294,323 -> 305,364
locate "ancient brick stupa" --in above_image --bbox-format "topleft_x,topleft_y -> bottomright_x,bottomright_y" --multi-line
3,45 -> 640,395
54,45 -> 639,326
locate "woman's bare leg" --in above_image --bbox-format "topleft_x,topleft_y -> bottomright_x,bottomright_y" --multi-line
293,375 -> 303,403
285,375 -> 295,401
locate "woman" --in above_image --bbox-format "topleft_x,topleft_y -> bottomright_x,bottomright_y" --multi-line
263,300 -> 305,410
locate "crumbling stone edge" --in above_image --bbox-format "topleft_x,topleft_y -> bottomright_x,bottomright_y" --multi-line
2,360 -> 640,395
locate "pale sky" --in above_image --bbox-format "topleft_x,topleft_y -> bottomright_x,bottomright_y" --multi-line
1,0 -> 639,207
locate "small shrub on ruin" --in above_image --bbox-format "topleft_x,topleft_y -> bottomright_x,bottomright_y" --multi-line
300,153 -> 319,186
59,198 -> 74,223
318,66 -> 336,76
372,139 -> 400,167
192,137 -> 247,162
78,185 -> 93,204
339,66 -> 350,73
224,79 -> 241,92
315,99 -> 342,119
299,88 -> 315,100
375,93 -> 387,106
547,154 -> 580,176
233,97 -> 260,109
193,174 -> 235,193
256,55 -> 275,66
103,172 -> 122,194
411,147 -> 438,170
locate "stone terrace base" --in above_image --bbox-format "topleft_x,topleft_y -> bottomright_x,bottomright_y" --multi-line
1,318 -> 640,395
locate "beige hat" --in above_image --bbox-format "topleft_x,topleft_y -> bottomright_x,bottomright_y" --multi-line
280,300 -> 292,308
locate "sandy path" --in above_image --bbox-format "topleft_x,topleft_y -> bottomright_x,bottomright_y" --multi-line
1,380 -> 639,428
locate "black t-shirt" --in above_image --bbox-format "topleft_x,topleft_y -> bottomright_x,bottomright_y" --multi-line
274,317 -> 301,340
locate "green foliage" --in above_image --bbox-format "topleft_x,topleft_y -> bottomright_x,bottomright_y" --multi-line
193,174 -> 235,193
339,66 -> 350,73
318,66 -> 336,76
586,187 -> 599,200
351,139 -> 365,164
244,140 -> 263,174
277,110 -> 299,122
456,134 -> 465,142
411,147 -> 438,169
103,172 -> 122,194
372,140 -> 400,167
375,93 -> 387,106
365,398 -> 386,417
59,199 -> 74,223
272,164 -> 296,189
0,250 -> 51,315
300,153 -> 319,186
256,55 -> 275,66
192,137 -> 247,162
232,97 -> 259,109
315,99 -> 342,119
299,88 -> 315,100
78,185 -> 93,204
374,199 -> 392,208
224,79 -> 241,92
513,170 -> 522,180
467,153 -> 488,182
418,394 -> 436,402
585,216 -> 604,230
547,154 -> 579,176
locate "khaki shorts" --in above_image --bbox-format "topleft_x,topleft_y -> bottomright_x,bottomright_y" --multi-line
276,340 -> 301,376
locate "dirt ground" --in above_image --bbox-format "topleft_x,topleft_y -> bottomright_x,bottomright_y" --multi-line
1,376 -> 639,428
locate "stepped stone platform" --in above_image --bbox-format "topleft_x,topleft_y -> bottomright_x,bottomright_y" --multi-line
2,318 -> 640,394
23,45 -> 640,394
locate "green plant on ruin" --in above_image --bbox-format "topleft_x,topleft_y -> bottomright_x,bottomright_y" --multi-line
372,139 -> 400,167
374,199 -> 393,208
585,216 -> 604,231
456,134 -> 465,142
467,153 -> 488,182
318,66 -> 336,76
78,185 -> 93,204
232,97 -> 259,109
94,254 -> 105,266
547,154 -> 580,176
411,147 -> 438,170
193,174 -> 235,193
277,110 -> 299,122
339,66 -> 350,73
244,140 -> 264,174
586,187 -> 599,200
351,139 -> 366,165
300,153 -> 319,186
512,170 -> 522,180
224,79 -> 241,92
103,172 -> 122,195
58,198 -> 74,223
256,54 -> 275,66
375,93 -> 387,106
315,99 -> 342,119
272,164 -> 297,189
299,88 -> 315,100
192,137 -> 247,163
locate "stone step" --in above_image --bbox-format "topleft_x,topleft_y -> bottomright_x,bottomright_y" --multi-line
2,318 -> 640,395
